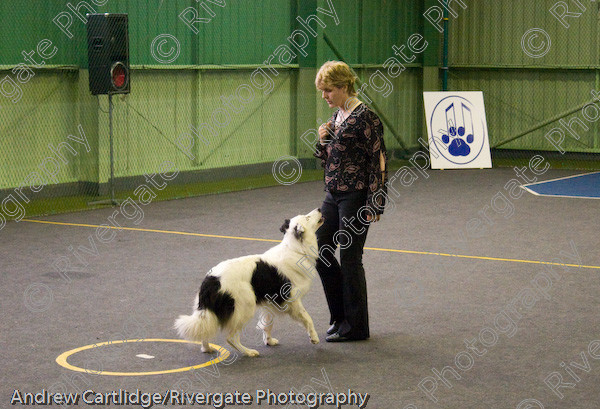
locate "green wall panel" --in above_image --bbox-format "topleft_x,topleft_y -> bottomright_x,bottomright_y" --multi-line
449,69 -> 600,152
0,70 -> 84,189
4,0 -> 600,209
320,0 -> 423,65
0,0 -> 294,67
0,0 -> 86,66
449,0 -> 599,68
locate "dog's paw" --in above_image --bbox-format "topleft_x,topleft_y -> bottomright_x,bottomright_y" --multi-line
310,335 -> 320,344
245,349 -> 260,357
266,337 -> 279,346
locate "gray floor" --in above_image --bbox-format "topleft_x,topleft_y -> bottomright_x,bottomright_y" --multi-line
2,168 -> 600,409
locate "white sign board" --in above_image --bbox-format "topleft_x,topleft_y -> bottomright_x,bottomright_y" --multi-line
423,91 -> 492,169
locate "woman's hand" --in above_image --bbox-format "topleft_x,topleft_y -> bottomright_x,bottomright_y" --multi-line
318,121 -> 333,144
366,214 -> 381,223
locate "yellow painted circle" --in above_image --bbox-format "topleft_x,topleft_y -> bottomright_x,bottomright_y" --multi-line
56,338 -> 230,376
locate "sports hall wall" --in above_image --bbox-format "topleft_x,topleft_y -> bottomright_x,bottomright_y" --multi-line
1,0 -> 598,219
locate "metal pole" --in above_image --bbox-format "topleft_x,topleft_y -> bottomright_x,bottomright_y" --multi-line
88,94 -> 120,207
442,4 -> 449,91
109,93 -> 116,205
596,3 -> 600,150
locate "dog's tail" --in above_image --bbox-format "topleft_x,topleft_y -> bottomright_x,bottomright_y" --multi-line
174,309 -> 220,342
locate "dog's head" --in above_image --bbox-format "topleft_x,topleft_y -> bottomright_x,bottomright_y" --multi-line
280,208 -> 324,253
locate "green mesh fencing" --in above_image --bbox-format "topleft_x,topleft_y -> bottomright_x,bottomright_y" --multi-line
447,0 -> 600,169
2,0 -> 599,229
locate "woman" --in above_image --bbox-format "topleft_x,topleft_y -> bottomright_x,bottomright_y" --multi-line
313,61 -> 388,342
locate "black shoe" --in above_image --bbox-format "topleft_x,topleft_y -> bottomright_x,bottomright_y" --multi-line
326,322 -> 340,335
325,332 -> 367,342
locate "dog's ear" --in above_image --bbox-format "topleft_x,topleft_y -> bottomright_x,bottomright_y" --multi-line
280,219 -> 290,234
293,224 -> 304,241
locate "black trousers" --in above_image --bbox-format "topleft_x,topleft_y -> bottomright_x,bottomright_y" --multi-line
316,190 -> 370,339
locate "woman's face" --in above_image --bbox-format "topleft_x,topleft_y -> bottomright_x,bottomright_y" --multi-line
319,85 -> 349,109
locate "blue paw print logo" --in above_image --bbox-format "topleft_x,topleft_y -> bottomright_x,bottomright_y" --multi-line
442,119 -> 474,157
429,96 -> 486,165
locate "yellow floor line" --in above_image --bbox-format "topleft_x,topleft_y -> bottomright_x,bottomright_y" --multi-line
22,218 -> 279,243
22,218 -> 599,270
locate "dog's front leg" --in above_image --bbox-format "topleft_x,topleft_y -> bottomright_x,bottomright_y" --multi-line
258,309 -> 279,346
288,301 -> 319,344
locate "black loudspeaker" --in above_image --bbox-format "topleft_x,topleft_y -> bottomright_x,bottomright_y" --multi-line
86,13 -> 130,95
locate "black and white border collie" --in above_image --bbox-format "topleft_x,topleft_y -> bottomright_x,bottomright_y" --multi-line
174,208 -> 324,357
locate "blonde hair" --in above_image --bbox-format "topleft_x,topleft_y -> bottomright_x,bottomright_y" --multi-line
315,61 -> 357,96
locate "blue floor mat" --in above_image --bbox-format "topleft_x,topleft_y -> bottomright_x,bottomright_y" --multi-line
522,172 -> 600,199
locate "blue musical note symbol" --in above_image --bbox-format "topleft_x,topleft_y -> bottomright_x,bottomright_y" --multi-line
441,102 -> 474,157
